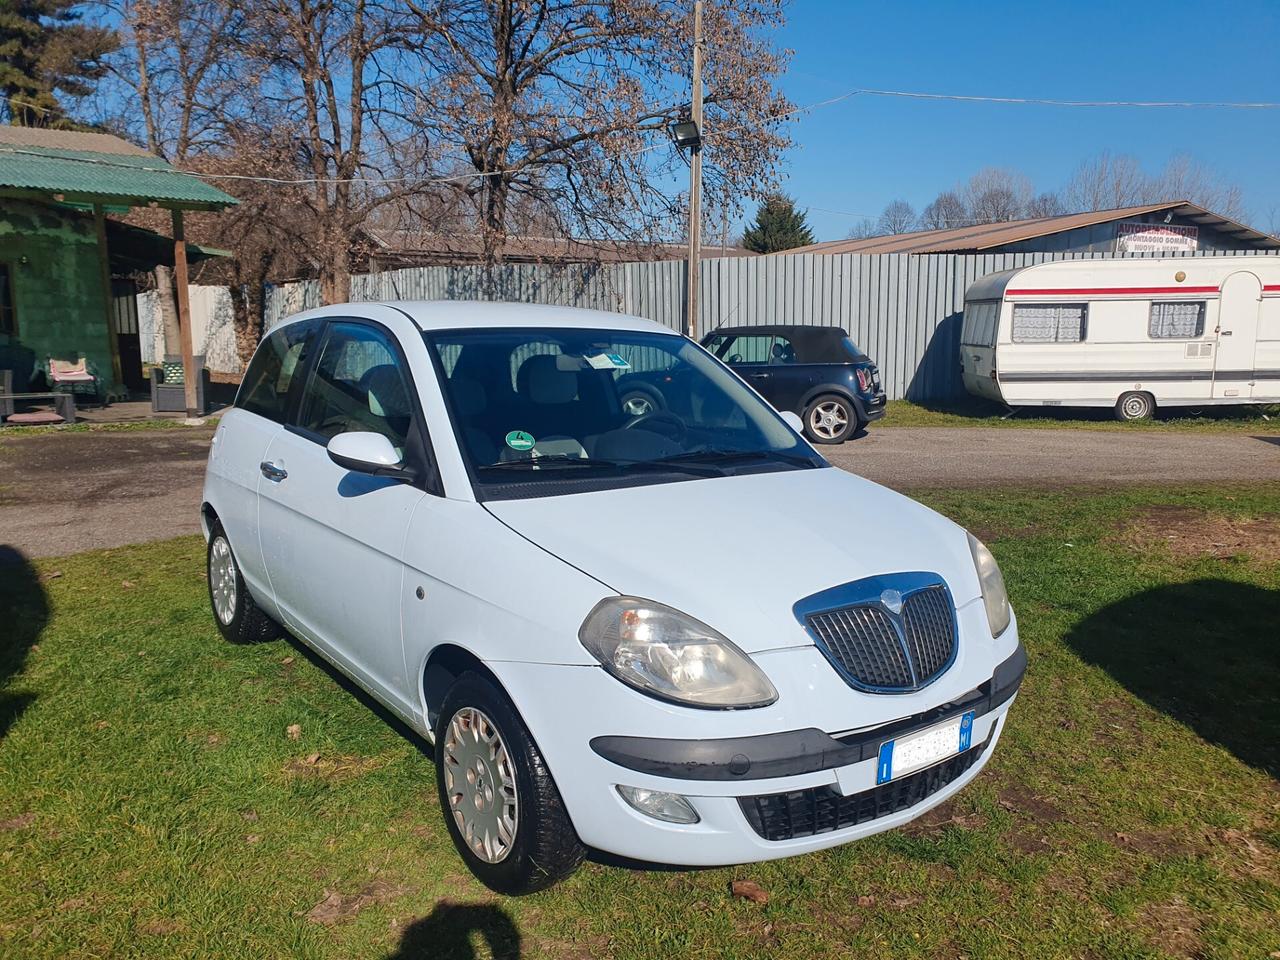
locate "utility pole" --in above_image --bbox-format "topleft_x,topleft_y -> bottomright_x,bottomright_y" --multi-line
685,0 -> 704,339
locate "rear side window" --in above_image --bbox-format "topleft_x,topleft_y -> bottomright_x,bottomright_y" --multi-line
962,301 -> 1000,347
236,322 -> 315,422
1149,302 -> 1205,339
1011,304 -> 1087,343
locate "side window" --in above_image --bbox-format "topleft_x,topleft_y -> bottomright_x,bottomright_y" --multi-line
722,334 -> 774,364
768,335 -> 798,364
1011,304 -> 1087,344
1149,302 -> 1205,339
962,301 -> 1000,347
236,322 -> 314,422
296,322 -> 415,455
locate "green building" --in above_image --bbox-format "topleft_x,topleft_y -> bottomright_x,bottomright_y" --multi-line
0,126 -> 236,409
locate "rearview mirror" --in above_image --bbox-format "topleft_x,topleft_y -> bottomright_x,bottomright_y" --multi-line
780,411 -> 804,434
327,432 -> 415,481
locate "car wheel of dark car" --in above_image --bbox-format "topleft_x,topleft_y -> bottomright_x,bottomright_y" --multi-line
803,394 -> 857,444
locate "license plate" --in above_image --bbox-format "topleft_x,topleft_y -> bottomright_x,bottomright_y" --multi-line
876,711 -> 974,784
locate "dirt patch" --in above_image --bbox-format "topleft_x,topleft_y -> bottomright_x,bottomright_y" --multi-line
900,800 -> 987,836
1120,506 -> 1280,564
282,754 -> 386,782
997,786 -> 1066,824
0,812 -> 35,831
1133,898 -> 1202,960
306,878 -> 410,926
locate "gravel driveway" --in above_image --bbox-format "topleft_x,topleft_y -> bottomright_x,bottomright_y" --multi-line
1,425 -> 1277,559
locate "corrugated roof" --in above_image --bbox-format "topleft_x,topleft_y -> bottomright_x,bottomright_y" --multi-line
782,202 -> 1280,255
0,127 -> 236,209
366,230 -> 756,264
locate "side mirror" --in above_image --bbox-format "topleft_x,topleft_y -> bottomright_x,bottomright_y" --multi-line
780,411 -> 804,434
327,431 -> 415,481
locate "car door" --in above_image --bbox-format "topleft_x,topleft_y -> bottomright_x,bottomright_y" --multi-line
207,320 -> 317,615
761,332 -> 815,413
714,333 -> 779,403
257,315 -> 432,712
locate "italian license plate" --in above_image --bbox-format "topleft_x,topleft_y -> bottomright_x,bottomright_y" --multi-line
876,711 -> 974,785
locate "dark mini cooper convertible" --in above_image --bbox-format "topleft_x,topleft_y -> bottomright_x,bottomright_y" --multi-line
699,325 -> 886,443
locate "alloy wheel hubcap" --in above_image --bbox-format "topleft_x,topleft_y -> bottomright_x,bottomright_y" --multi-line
810,401 -> 848,439
443,707 -> 518,864
209,536 -> 237,625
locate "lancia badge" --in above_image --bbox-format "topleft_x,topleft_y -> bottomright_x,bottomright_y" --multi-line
880,589 -> 903,614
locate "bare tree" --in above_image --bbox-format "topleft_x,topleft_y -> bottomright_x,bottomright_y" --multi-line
400,0 -> 792,265
1062,152 -> 1147,211
877,199 -> 916,235
844,218 -> 881,241
1154,155 -> 1246,220
1025,191 -> 1066,219
963,167 -> 1031,223
919,191 -> 968,231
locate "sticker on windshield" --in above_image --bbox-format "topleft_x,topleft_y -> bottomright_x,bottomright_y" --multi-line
505,430 -> 536,452
586,352 -> 631,371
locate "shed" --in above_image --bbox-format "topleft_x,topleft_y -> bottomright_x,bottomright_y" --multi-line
0,126 -> 237,415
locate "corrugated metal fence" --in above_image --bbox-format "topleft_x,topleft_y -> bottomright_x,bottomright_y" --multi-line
264,248 -> 1276,401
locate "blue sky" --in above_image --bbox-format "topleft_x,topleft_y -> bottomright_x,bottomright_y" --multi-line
769,0 -> 1280,240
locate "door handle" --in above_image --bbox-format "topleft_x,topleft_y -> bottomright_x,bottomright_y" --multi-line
748,372 -> 770,379
260,461 -> 288,482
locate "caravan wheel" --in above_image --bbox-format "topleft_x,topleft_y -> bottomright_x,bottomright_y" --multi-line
1115,391 -> 1155,422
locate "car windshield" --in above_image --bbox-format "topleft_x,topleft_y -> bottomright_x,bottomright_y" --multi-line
424,326 -> 825,497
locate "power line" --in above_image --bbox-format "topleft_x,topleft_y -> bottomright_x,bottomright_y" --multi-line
849,88 -> 1280,110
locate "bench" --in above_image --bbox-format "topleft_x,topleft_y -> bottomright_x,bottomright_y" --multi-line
0,385 -> 77,424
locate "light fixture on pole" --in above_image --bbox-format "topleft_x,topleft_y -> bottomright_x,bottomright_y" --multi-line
670,118 -> 702,151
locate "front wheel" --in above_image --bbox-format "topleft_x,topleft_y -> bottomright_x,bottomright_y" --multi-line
1115,391 -> 1155,421
803,394 -> 858,444
435,672 -> 585,894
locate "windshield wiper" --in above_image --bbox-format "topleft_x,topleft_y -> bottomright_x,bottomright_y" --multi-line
655,448 -> 821,469
479,454 -> 723,477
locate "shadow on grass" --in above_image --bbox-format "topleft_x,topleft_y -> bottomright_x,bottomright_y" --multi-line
0,545 -> 48,739
387,902 -> 521,960
1066,578 -> 1280,777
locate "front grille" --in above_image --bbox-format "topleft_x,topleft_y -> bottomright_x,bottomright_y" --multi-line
805,584 -> 956,692
738,739 -> 987,841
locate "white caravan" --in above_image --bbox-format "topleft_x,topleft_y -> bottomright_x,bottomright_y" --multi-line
960,257 -> 1280,419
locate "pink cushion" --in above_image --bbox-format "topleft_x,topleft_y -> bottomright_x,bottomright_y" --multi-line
51,371 -> 94,382
6,410 -> 65,425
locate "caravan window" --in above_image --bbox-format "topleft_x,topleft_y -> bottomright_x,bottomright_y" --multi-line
1148,302 -> 1205,339
961,300 -> 1000,347
1011,304 -> 1087,344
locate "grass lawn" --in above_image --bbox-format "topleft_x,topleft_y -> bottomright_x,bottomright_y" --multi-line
1,487 -> 1278,960
881,398 -> 1280,433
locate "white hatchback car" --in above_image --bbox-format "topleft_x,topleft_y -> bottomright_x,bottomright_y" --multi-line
202,302 -> 1024,894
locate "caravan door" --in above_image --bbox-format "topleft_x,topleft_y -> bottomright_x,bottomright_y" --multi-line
1214,272 -> 1262,400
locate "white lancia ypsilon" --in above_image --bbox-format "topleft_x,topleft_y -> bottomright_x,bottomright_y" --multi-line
202,302 -> 1024,894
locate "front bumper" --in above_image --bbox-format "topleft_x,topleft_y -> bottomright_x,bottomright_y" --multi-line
490,622 -> 1024,867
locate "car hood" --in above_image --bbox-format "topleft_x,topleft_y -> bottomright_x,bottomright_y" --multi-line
483,466 -> 982,653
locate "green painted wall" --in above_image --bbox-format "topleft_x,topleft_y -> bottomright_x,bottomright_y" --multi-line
0,198 -> 114,389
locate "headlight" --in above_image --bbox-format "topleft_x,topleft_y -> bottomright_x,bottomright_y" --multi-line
967,533 -> 1011,637
578,597 -> 778,708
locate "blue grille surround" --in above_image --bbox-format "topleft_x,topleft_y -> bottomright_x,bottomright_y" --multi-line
793,572 -> 958,694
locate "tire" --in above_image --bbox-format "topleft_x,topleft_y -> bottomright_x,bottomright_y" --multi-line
1114,391 -> 1155,422
206,521 -> 280,644
435,672 -> 585,894
802,393 -> 858,444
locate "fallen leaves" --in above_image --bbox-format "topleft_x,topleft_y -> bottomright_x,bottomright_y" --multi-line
286,724 -> 302,741
305,879 -> 409,926
730,880 -> 768,904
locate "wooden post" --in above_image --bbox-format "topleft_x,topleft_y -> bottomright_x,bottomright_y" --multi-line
171,209 -> 199,417
93,204 -> 124,388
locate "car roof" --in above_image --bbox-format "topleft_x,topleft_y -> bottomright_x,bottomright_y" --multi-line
278,300 -> 680,336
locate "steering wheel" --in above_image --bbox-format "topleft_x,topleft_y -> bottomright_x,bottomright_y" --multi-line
624,409 -> 687,441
